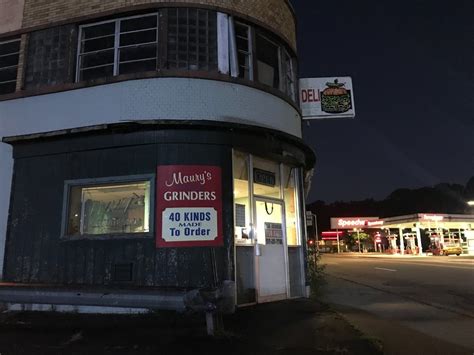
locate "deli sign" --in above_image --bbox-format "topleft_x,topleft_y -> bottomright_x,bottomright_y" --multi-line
299,77 -> 355,120
156,165 -> 223,248
330,217 -> 379,230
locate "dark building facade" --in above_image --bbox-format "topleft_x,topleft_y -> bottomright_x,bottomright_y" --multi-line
0,0 -> 315,311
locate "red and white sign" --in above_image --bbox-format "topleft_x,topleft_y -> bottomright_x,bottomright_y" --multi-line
156,165 -> 223,248
421,214 -> 444,222
330,217 -> 379,229
367,220 -> 384,227
299,77 -> 356,120
321,231 -> 344,240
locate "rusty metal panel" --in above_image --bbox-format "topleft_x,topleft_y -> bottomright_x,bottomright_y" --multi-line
4,131 -> 234,290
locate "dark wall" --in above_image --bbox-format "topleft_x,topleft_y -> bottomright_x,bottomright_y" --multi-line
4,134 -> 233,289
4,123 -> 314,289
24,25 -> 77,90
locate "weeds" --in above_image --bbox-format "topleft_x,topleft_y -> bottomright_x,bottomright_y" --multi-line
307,245 -> 326,298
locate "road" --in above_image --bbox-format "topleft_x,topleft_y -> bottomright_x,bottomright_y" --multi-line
321,254 -> 474,355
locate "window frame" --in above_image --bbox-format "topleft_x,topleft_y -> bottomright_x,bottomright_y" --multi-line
282,48 -> 296,101
61,174 -> 156,240
229,19 -> 298,103
234,21 -> 254,81
254,31 -> 282,91
0,37 -> 21,95
76,13 -> 159,82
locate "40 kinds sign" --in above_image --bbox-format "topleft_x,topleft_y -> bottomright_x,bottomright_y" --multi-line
156,165 -> 223,248
299,77 -> 356,120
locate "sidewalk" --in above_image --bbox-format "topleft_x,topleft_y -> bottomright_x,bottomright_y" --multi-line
0,299 -> 382,355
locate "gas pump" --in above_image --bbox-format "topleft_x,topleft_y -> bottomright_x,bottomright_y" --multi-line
404,233 -> 416,254
388,234 -> 398,254
428,232 -> 441,255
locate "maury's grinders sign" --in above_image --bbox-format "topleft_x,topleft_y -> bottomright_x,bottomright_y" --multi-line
156,165 -> 223,248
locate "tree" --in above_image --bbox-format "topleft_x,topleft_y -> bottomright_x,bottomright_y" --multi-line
344,231 -> 370,250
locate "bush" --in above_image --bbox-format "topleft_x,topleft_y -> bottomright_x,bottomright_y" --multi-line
307,245 -> 326,298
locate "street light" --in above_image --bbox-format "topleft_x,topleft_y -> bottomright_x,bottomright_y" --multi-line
468,201 -> 474,206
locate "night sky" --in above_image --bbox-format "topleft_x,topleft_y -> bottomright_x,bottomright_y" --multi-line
291,0 -> 474,203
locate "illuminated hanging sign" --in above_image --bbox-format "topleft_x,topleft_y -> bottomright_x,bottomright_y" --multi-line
299,77 -> 356,120
321,231 -> 344,240
330,217 -> 379,229
156,165 -> 223,248
421,214 -> 444,222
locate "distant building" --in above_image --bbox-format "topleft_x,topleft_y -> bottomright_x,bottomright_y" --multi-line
0,0 -> 315,311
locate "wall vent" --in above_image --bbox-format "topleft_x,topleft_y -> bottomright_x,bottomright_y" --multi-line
113,263 -> 134,282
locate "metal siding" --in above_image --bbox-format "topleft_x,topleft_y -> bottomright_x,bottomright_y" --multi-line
4,136 -> 234,289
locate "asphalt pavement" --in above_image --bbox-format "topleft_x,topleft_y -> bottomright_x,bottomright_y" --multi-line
321,253 -> 474,355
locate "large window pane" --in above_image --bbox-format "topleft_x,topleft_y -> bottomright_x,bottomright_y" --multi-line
67,181 -> 151,236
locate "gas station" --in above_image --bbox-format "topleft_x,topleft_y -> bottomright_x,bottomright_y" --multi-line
323,214 -> 474,255
379,213 -> 474,255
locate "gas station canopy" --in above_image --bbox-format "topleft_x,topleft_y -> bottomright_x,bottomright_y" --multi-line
378,213 -> 474,230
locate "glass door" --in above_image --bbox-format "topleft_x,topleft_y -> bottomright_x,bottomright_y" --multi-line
254,198 -> 288,302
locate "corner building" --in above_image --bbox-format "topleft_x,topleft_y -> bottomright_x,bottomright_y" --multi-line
0,0 -> 315,310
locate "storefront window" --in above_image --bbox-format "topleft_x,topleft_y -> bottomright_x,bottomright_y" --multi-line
233,151 -> 251,244
65,179 -> 151,236
282,165 -> 299,246
233,151 -> 256,304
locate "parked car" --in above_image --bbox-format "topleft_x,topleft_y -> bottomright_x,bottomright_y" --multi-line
440,243 -> 462,256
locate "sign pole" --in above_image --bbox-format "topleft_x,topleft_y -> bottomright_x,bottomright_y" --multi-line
357,229 -> 361,253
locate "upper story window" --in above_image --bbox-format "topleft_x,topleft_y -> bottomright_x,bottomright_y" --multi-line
235,22 -> 253,80
4,9 -> 297,104
77,13 -> 159,81
0,38 -> 20,95
167,8 -> 217,71
256,34 -> 280,90
228,18 -> 298,102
